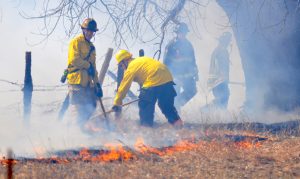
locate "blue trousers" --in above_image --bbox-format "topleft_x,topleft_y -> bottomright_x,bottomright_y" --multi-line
138,82 -> 180,127
212,82 -> 230,109
174,77 -> 197,109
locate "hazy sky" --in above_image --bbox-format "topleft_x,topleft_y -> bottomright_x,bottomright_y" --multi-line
0,0 -> 245,109
0,0 -> 249,157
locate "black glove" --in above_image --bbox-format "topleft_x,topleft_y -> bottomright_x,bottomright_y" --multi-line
88,62 -> 95,77
60,69 -> 68,83
95,83 -> 103,98
112,105 -> 122,113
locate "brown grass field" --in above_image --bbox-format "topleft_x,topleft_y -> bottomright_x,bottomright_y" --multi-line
1,120 -> 300,179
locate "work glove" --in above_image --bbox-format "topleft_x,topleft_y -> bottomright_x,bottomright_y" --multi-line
60,69 -> 68,83
112,105 -> 122,118
88,62 -> 95,78
95,83 -> 103,98
112,105 -> 122,113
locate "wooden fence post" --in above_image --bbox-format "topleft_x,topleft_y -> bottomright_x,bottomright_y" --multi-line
23,51 -> 33,122
98,48 -> 113,84
6,148 -> 13,179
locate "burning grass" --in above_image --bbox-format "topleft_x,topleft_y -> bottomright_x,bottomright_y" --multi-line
1,120 -> 300,178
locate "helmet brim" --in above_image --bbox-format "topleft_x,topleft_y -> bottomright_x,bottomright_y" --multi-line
81,26 -> 98,32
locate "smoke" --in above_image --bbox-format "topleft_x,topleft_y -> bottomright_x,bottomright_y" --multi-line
217,0 -> 300,113
0,88 -> 187,158
164,1 -> 246,115
1,0 -> 300,159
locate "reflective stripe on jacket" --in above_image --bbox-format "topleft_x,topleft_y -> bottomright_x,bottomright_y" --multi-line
67,34 -> 98,87
114,56 -> 173,105
207,46 -> 230,90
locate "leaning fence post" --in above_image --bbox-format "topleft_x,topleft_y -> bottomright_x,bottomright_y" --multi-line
23,51 -> 33,122
98,48 -> 113,84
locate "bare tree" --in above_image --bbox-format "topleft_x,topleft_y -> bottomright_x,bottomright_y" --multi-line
20,0 -> 209,59
21,0 -> 300,111
217,0 -> 300,112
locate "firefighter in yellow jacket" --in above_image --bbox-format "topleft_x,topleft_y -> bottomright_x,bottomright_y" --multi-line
112,50 -> 183,128
66,18 -> 103,129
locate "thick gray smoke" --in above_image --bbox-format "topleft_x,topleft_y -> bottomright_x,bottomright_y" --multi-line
0,87 -> 185,157
1,0 -> 300,158
217,0 -> 300,113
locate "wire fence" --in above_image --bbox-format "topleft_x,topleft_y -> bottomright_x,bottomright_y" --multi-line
0,72 -> 125,115
0,75 -> 118,93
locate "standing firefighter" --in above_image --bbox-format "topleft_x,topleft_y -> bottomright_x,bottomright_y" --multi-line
66,18 -> 103,130
112,50 -> 183,128
163,22 -> 199,111
207,32 -> 232,109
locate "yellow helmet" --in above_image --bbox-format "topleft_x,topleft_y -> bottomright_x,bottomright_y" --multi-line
81,18 -> 98,32
115,50 -> 132,64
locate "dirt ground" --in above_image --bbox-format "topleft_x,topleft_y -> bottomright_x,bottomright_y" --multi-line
1,121 -> 300,179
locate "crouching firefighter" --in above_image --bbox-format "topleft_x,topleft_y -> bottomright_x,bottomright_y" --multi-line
111,50 -> 183,128
64,18 -> 103,130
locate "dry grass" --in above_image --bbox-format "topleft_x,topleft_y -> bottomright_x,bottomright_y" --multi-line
1,129 -> 300,179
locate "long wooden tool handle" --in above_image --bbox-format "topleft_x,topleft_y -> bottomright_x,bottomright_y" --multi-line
121,99 -> 139,107
99,98 -> 107,118
100,99 -> 139,116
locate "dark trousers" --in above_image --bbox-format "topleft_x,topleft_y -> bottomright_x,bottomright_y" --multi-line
174,77 -> 197,109
212,82 -> 230,109
138,82 -> 180,127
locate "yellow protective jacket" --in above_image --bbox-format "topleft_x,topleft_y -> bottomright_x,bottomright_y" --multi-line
67,34 -> 98,87
114,56 -> 173,105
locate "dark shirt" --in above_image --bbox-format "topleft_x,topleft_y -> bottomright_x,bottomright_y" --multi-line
163,38 -> 198,77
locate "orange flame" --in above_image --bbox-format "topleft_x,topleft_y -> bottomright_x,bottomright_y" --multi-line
0,156 -> 18,166
135,137 -> 164,156
46,155 -> 70,164
0,134 -> 265,165
94,144 -> 134,162
79,147 -> 91,161
77,144 -> 134,162
164,140 -> 199,155
134,138 -> 203,156
235,141 -> 262,149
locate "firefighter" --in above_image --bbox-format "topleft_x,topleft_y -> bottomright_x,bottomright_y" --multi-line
111,50 -> 183,128
207,32 -> 232,109
163,22 -> 199,111
66,18 -> 103,130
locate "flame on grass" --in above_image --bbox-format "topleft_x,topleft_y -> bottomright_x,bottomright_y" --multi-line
135,138 -> 164,156
0,135 -> 266,165
135,137 -> 204,156
77,144 -> 135,162
234,140 -> 263,149
164,140 -> 199,155
91,144 -> 134,162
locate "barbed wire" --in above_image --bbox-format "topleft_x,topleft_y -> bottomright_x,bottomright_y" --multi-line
0,78 -> 66,88
0,77 -> 117,93
0,51 -> 120,92
0,79 -> 23,87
